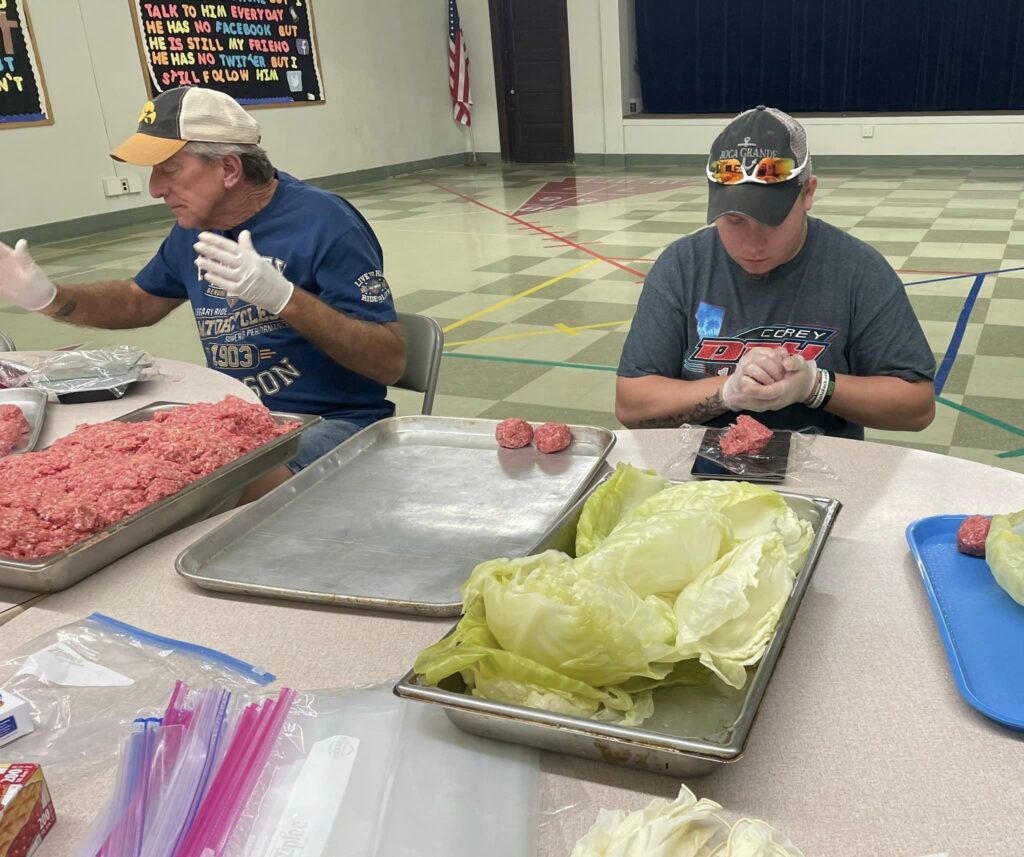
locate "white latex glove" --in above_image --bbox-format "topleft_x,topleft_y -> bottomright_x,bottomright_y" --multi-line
722,347 -> 790,412
0,239 -> 57,311
193,230 -> 294,314
723,348 -> 818,412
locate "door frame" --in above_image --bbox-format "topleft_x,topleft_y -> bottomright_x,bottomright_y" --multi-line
487,0 -> 575,163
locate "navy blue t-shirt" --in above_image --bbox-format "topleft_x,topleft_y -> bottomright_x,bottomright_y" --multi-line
135,172 -> 396,425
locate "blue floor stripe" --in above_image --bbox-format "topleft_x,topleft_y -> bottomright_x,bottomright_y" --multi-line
934,273 -> 986,396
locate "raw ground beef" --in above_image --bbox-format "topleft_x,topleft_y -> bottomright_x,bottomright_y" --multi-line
0,396 -> 295,560
0,404 -> 29,457
495,418 -> 534,449
957,515 -> 991,557
719,415 -> 774,456
533,422 -> 572,454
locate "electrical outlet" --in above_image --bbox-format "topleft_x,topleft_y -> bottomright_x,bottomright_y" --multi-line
102,176 -> 141,197
861,124 -> 875,138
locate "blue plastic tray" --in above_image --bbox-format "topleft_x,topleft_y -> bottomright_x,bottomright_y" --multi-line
906,515 -> 1024,730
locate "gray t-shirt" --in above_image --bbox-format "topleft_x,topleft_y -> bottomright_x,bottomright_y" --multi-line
618,217 -> 935,439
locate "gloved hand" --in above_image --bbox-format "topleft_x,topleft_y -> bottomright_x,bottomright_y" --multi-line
193,230 -> 294,314
723,348 -> 818,412
0,239 -> 57,311
722,347 -> 790,412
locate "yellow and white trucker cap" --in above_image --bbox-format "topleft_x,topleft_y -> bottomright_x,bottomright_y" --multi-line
111,86 -> 261,166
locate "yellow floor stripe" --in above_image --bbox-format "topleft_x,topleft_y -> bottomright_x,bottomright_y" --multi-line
441,259 -> 601,334
445,319 -> 631,348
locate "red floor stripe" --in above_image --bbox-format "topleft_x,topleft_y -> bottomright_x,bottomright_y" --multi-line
426,181 -> 648,278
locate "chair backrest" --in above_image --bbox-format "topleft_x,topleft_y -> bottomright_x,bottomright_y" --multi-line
0,331 -> 14,352
393,312 -> 443,415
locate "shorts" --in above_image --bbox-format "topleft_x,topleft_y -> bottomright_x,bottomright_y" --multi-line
287,417 -> 365,473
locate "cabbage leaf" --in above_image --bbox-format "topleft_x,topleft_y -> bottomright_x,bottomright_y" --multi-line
575,462 -> 669,557
987,508 -> 1024,607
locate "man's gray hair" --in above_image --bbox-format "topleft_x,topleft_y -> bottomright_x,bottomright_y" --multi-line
183,141 -> 275,184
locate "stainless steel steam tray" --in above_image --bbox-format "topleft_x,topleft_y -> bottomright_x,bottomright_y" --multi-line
0,401 -> 318,593
176,415 -> 616,616
395,484 -> 842,777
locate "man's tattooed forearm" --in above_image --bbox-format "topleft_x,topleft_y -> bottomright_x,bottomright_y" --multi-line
53,299 -> 77,319
636,391 -> 726,429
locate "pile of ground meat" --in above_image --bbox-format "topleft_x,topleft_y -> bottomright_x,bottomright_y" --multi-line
719,415 -> 774,456
0,404 -> 30,458
0,396 -> 295,560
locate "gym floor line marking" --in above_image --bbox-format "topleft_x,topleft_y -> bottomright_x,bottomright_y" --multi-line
443,351 -> 618,372
425,181 -> 648,278
440,259 -> 601,334
904,264 -> 1024,286
444,319 -> 630,348
996,447 -> 1024,459
936,396 -> 1024,440
934,273 -> 986,396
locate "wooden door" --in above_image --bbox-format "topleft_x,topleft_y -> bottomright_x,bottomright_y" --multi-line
490,0 -> 574,163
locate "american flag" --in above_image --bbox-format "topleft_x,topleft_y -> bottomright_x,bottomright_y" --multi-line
448,0 -> 472,126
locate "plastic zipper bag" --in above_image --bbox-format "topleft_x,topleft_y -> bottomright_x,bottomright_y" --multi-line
224,685 -> 540,857
0,612 -> 274,770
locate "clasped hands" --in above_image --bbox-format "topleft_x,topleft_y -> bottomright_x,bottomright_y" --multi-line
722,346 -> 818,412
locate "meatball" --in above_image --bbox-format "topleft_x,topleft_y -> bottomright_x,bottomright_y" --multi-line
495,418 -> 534,449
957,515 -> 991,558
533,422 -> 572,454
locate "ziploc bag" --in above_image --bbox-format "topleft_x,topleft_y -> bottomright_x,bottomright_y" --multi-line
224,685 -> 540,857
0,612 -> 274,770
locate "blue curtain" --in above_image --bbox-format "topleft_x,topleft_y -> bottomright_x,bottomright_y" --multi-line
635,0 -> 1024,113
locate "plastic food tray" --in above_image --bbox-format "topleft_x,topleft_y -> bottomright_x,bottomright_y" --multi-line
906,515 -> 1024,730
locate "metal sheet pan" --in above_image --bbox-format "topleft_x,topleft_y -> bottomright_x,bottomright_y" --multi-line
176,416 -> 617,616
0,388 -> 47,455
0,401 -> 318,593
394,484 -> 842,777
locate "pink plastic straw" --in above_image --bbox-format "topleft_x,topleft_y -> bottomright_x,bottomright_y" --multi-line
173,688 -> 295,857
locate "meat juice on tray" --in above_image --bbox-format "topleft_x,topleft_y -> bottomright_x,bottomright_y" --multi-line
0,396 -> 294,561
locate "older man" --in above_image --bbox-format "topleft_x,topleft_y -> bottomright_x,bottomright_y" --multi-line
0,86 -> 405,480
616,105 -> 935,438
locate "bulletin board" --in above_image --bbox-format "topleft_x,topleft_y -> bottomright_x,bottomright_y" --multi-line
129,0 -> 325,107
0,0 -> 53,129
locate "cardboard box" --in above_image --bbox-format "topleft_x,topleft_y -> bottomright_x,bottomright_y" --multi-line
0,764 -> 56,857
0,694 -> 33,749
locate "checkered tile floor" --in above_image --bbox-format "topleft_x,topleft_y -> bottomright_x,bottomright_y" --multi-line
4,162 -> 1022,473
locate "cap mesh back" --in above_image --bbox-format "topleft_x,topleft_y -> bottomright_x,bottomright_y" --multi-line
764,107 -> 812,184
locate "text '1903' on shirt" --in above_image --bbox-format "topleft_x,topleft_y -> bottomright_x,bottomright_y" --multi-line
135,171 -> 397,425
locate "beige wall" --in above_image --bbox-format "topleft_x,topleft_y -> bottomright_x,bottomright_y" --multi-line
570,0 -> 1024,160
0,0 -> 499,233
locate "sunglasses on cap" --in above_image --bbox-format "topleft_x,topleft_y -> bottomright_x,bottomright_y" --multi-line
706,152 -> 809,186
